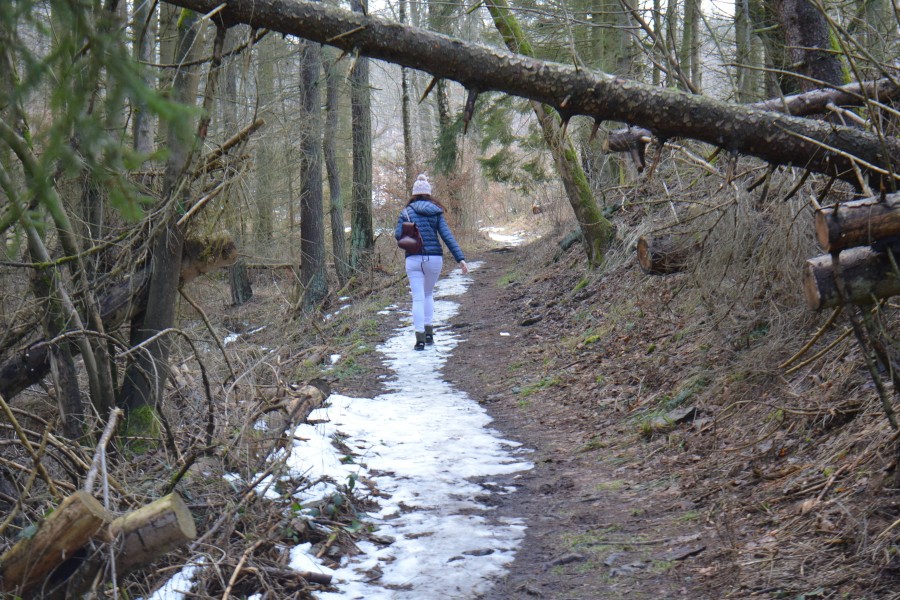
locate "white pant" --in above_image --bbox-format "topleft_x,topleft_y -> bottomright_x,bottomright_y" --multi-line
406,256 -> 443,332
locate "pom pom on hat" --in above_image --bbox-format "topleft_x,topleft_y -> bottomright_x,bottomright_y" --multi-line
412,173 -> 432,196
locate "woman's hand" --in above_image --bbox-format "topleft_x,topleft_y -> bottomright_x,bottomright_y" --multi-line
459,260 -> 469,274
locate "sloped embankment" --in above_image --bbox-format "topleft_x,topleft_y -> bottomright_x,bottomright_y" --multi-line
445,236 -> 900,599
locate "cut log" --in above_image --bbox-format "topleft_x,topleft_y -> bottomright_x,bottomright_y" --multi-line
0,491 -> 111,594
107,492 -> 196,573
637,234 -> 700,274
42,493 -> 196,600
0,236 -> 238,401
815,193 -> 900,252
803,246 -> 900,310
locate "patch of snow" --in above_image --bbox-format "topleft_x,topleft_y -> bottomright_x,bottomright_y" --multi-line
283,260 -> 532,599
330,354 -> 341,365
144,560 -> 203,600
480,226 -> 533,246
223,333 -> 240,346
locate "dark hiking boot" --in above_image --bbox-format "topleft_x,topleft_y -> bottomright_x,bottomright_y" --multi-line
414,331 -> 426,351
424,325 -> 435,345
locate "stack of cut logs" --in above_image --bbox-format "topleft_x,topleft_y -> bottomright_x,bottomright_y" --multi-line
636,192 -> 900,312
0,491 -> 195,598
804,192 -> 900,310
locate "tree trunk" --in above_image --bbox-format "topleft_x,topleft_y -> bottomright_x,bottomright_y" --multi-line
772,0 -> 844,91
162,0 -> 900,186
323,47 -> 351,287
133,0 -> 157,157
349,0 -> 374,273
28,259 -> 84,439
484,0 -> 615,267
49,493 -> 196,599
220,28 -> 254,307
815,193 -> 900,252
298,38 -> 329,313
120,11 -> 204,429
803,245 -> 900,310
254,34 -> 278,253
399,0 -> 415,191
734,0 -> 758,101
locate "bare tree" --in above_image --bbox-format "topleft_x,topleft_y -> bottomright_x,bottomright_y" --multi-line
349,0 -> 375,274
297,38 -> 329,312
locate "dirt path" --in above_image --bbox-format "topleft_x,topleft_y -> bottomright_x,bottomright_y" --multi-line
442,246 -> 719,600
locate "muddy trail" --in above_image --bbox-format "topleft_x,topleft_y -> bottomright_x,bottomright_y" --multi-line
439,246 -> 716,600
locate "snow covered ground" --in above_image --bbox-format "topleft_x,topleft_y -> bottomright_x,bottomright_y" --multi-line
148,261 -> 533,600
295,262 -> 534,598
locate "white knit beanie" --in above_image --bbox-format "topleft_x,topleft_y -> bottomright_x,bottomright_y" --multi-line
411,173 -> 432,196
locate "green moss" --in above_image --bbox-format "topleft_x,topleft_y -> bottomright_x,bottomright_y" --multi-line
123,404 -> 161,453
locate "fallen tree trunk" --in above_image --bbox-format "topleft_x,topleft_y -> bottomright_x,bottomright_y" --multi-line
751,79 -> 900,116
815,192 -> 900,252
48,493 -> 196,599
803,245 -> 900,310
0,491 -> 110,594
163,0 -> 900,186
637,234 -> 700,274
0,237 -> 237,400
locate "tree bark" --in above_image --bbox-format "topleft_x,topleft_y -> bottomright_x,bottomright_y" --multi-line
162,0 -> 900,186
349,0 -> 374,273
298,37 -> 329,313
803,246 -> 900,310
132,0 -> 157,156
51,492 -> 195,599
323,47 -> 351,287
254,33 -> 279,252
399,0 -> 415,191
815,192 -> 900,252
120,11 -> 203,421
772,0 -> 843,92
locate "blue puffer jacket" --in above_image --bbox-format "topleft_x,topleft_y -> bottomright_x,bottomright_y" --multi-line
395,199 -> 465,263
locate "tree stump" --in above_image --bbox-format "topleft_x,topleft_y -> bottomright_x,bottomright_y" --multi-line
637,234 -> 699,274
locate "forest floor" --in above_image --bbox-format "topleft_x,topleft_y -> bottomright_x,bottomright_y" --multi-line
334,228 -> 900,600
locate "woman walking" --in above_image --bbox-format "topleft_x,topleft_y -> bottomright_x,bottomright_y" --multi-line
396,174 -> 468,351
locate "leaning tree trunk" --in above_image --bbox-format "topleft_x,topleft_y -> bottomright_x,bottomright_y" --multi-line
323,47 -> 351,287
349,0 -> 374,274
297,37 -> 329,313
163,0 -> 900,186
484,0 -> 615,267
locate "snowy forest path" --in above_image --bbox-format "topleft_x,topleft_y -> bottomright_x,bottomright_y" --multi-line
441,245 -> 720,600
